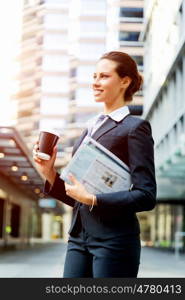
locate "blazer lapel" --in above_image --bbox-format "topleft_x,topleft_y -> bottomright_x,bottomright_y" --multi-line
72,112 -> 130,154
91,117 -> 118,141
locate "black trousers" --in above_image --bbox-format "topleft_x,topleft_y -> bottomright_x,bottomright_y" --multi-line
63,223 -> 141,278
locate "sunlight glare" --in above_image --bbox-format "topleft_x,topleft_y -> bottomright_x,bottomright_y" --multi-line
0,0 -> 22,125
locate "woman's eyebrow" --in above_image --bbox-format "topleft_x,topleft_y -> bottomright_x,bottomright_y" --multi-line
93,72 -> 110,75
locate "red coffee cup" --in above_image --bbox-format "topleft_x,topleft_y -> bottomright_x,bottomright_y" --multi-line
37,130 -> 60,160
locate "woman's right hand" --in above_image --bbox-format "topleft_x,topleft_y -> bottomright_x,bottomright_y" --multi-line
33,141 -> 57,185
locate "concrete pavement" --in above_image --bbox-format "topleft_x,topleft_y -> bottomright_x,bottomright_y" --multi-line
0,242 -> 66,278
0,241 -> 185,278
139,247 -> 185,278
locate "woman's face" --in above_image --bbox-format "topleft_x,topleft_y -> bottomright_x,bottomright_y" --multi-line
92,59 -> 126,105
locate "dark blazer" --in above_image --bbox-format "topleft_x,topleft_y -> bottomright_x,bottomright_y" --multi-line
44,114 -> 156,239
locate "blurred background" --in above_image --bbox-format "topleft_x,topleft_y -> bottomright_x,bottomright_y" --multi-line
0,0 -> 185,277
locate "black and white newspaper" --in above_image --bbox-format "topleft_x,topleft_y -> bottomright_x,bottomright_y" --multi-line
60,136 -> 131,194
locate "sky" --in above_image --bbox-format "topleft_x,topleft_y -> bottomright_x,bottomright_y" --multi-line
0,0 -> 22,125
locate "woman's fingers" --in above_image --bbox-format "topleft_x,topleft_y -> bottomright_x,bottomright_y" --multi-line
33,144 -> 39,150
68,174 -> 78,184
50,146 -> 57,162
33,143 -> 41,163
33,142 -> 57,178
33,156 -> 42,164
33,143 -> 39,152
33,148 -> 38,155
32,142 -> 39,159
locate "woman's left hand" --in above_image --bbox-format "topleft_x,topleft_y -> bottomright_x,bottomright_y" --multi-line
64,174 -> 95,206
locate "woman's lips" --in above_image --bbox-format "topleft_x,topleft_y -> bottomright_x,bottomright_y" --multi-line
94,89 -> 104,96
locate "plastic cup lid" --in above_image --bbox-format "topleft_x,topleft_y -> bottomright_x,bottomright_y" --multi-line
37,152 -> 50,160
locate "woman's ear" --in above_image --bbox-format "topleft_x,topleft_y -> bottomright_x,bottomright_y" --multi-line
121,76 -> 132,89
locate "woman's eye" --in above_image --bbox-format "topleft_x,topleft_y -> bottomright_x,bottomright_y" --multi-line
93,74 -> 109,79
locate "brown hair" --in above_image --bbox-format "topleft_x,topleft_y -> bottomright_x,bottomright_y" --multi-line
100,51 -> 143,101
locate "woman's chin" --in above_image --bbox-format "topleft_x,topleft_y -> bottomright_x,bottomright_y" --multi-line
94,96 -> 104,102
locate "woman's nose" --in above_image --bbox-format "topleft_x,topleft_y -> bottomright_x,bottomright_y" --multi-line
93,77 -> 100,86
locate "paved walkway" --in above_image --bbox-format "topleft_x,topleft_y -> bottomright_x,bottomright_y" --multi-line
139,247 -> 185,278
0,242 -> 66,278
0,242 -> 185,278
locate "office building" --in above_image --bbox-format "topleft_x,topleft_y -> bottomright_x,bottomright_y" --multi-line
12,0 -> 71,166
142,0 -> 185,250
106,0 -> 144,114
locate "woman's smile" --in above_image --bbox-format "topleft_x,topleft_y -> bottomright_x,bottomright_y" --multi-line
93,88 -> 104,96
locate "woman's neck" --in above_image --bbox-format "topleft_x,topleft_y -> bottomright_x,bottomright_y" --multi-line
103,100 -> 126,114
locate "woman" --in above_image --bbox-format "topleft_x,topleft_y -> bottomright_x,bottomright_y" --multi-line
33,51 -> 156,278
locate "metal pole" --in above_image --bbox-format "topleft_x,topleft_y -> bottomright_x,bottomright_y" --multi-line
175,232 -> 180,259
175,232 -> 185,259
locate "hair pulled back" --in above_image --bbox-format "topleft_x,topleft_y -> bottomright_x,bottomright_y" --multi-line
100,51 -> 143,101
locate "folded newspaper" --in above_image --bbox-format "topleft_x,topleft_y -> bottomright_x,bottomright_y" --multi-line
60,136 -> 131,194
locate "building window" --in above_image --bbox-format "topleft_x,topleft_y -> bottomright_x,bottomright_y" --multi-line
77,65 -> 95,83
44,33 -> 67,50
18,110 -> 33,118
69,91 -> 76,100
20,70 -> 34,79
43,55 -> 69,72
37,36 -> 43,45
40,97 -> 69,115
119,31 -> 140,42
36,57 -> 42,66
22,32 -> 35,41
80,20 -> 105,38
23,12 -> 36,22
119,7 -> 143,19
33,121 -> 39,130
78,43 -> 105,60
81,0 -> 106,15
42,76 -> 69,93
24,0 -> 37,7
44,13 -> 68,30
69,68 -> 77,78
131,55 -> 143,67
35,79 -> 41,87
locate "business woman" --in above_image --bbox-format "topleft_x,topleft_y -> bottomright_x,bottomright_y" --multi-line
33,51 -> 156,278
